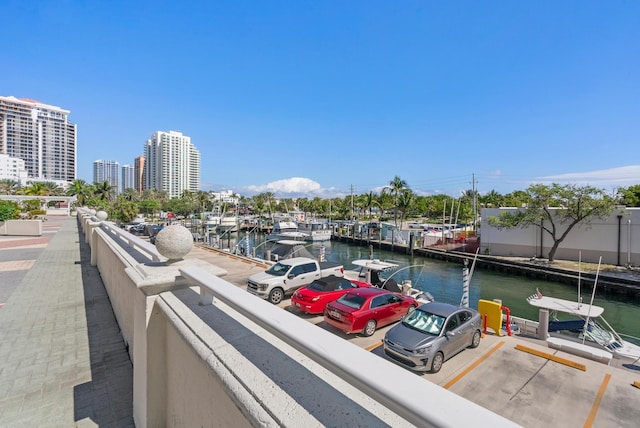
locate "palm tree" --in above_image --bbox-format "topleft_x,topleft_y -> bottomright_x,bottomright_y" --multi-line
22,182 -> 48,196
375,191 -> 393,222
397,189 -> 415,227
387,175 -> 408,228
94,180 -> 115,202
121,188 -> 140,202
196,191 -> 212,214
66,179 -> 91,208
41,181 -> 64,196
262,192 -> 276,218
0,179 -> 20,195
363,192 -> 376,221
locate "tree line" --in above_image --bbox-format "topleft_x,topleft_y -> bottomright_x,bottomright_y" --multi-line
1,176 -> 639,233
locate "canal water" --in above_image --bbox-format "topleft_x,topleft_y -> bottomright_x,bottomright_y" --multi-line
224,232 -> 640,343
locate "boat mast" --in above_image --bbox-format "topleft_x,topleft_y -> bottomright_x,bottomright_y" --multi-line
582,256 -> 602,346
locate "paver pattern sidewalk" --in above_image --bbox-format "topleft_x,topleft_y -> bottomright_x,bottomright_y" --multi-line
0,216 -> 134,427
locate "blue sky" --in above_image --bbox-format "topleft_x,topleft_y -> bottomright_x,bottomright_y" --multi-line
2,1 -> 639,198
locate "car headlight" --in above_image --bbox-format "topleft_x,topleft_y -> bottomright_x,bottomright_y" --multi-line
415,346 -> 431,355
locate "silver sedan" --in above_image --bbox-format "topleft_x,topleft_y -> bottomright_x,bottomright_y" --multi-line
383,302 -> 482,373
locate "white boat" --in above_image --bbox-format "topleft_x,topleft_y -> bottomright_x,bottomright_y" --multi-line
297,221 -> 332,242
205,215 -> 221,227
512,290 -> 640,363
345,259 -> 434,305
216,214 -> 238,233
266,239 -> 315,262
266,220 -> 307,242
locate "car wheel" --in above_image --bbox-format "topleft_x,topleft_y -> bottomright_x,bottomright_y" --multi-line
363,319 -> 377,337
470,330 -> 481,348
431,352 -> 444,373
269,288 -> 284,305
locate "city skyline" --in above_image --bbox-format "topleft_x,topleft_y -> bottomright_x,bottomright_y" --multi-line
2,2 -> 639,198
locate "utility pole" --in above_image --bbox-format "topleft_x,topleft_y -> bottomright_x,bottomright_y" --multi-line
350,184 -> 354,220
472,173 -> 478,231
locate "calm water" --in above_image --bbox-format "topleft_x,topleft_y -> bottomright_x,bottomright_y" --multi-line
222,232 -> 640,342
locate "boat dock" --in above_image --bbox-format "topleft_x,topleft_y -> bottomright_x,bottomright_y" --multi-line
332,234 -> 640,298
187,245 -> 640,428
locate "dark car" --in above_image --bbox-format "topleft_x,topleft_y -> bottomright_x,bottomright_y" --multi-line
129,223 -> 147,235
148,225 -> 164,244
324,287 -> 416,337
383,302 -> 482,373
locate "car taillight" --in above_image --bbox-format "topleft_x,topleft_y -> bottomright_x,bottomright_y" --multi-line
340,267 -> 344,274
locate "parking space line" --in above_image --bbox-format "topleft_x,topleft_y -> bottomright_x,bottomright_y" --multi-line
515,344 -> 587,371
443,340 -> 505,390
365,341 -> 382,352
583,373 -> 611,428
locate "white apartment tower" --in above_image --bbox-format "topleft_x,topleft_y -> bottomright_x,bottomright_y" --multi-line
144,130 -> 200,199
93,159 -> 120,194
121,164 -> 134,193
0,96 -> 77,183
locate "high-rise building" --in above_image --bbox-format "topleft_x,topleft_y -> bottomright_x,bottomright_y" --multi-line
0,153 -> 28,184
144,130 -> 200,199
0,95 -> 77,183
134,155 -> 145,194
121,164 -> 134,193
93,160 -> 120,194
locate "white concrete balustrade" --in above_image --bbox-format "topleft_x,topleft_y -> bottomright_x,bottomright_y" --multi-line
76,208 -> 517,428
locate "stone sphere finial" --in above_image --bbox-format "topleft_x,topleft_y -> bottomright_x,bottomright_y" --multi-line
154,225 -> 193,261
89,209 -> 97,215
96,210 -> 108,221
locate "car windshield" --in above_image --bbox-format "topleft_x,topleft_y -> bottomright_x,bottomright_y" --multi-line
403,309 -> 445,335
265,262 -> 290,277
337,293 -> 366,309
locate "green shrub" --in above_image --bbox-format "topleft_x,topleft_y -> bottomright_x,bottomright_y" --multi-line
0,200 -> 20,221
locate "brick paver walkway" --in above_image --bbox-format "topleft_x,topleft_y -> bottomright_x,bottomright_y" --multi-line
0,216 -> 134,427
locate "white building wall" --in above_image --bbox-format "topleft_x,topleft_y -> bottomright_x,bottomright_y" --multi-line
0,153 -> 29,184
480,207 -> 640,266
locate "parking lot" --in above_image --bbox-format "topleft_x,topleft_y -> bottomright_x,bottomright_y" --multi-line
187,245 -> 640,428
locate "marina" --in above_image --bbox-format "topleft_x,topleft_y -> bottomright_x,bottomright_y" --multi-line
199,229 -> 640,344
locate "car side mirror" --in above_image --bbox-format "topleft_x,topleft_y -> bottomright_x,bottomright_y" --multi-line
288,274 -> 295,280
446,331 -> 455,338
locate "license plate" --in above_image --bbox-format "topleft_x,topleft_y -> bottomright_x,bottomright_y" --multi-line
329,310 -> 341,320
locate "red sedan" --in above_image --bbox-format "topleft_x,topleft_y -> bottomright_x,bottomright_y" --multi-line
324,287 -> 417,337
291,276 -> 371,315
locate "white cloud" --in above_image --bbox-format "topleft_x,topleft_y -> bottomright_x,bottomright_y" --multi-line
536,165 -> 640,188
242,177 -> 347,198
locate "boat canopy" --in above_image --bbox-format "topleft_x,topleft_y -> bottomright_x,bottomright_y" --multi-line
528,295 -> 604,318
350,259 -> 399,273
